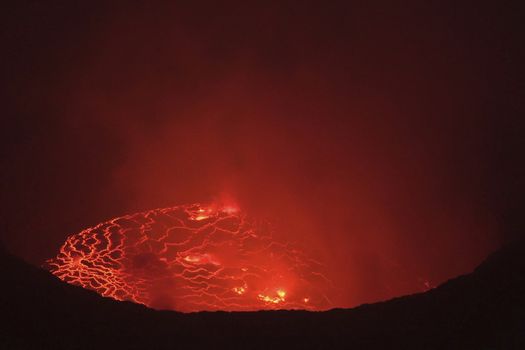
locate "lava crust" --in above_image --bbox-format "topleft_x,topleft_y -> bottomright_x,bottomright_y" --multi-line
47,204 -> 332,312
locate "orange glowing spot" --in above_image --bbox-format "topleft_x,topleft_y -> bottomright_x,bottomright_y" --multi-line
258,289 -> 287,304
232,286 -> 246,295
183,253 -> 220,266
258,294 -> 282,304
303,297 -> 310,303
184,255 -> 201,263
422,280 -> 433,291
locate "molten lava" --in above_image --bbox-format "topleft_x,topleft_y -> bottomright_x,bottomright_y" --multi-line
46,204 -> 333,312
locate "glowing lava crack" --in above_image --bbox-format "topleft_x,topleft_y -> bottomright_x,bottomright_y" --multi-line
46,204 -> 333,312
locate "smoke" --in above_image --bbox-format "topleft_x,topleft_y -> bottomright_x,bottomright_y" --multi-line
2,1 -> 523,308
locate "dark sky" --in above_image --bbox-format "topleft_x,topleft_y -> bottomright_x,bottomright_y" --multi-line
1,1 -> 524,307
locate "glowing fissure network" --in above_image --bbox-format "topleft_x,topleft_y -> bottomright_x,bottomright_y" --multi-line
47,204 -> 333,312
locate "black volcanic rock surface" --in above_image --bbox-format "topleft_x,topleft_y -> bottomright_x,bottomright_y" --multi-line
1,241 -> 524,349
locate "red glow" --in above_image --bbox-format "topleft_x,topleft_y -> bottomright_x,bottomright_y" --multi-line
46,204 -> 332,312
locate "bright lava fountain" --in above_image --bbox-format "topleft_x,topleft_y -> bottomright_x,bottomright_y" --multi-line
47,204 -> 333,312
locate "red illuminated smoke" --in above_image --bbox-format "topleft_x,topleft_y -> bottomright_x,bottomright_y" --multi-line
46,204 -> 333,312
